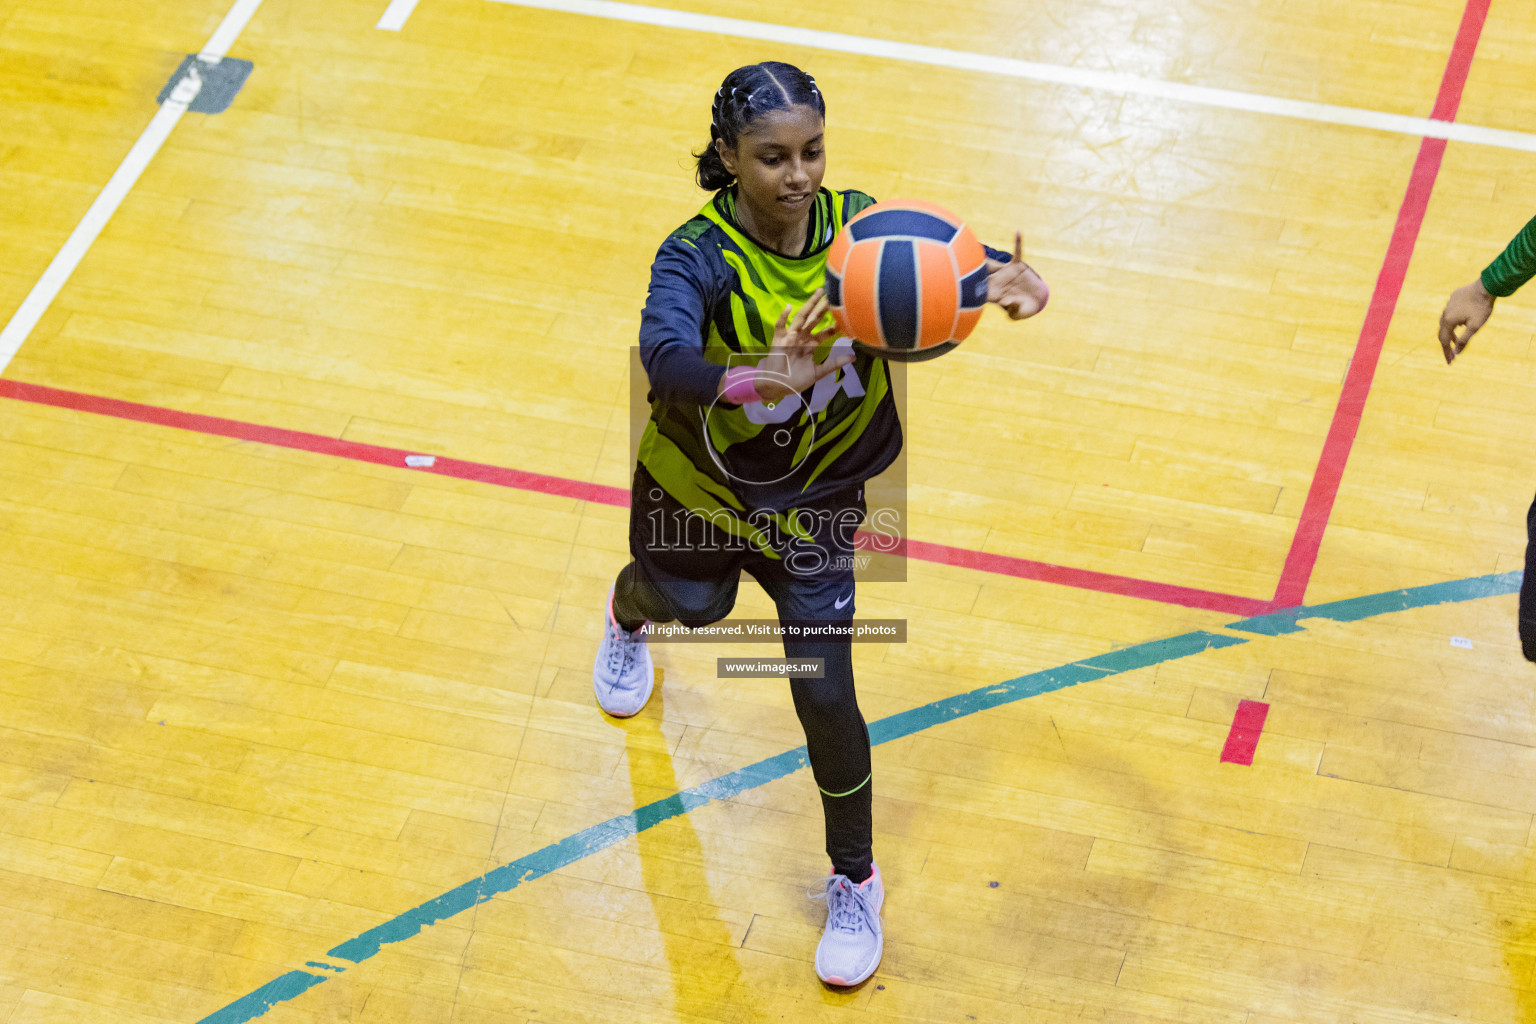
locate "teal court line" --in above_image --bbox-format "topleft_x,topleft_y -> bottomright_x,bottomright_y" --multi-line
197,570 -> 1523,1023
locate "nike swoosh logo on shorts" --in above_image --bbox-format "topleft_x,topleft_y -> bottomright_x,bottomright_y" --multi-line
834,592 -> 853,610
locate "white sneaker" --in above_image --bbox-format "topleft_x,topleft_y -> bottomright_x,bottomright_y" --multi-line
814,863 -> 884,986
592,586 -> 654,717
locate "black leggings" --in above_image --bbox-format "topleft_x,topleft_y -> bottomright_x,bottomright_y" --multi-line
784,637 -> 874,883
1523,492 -> 1536,663
615,563 -> 875,882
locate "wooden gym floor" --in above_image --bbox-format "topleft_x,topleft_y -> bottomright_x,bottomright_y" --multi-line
3,0 -> 1536,1021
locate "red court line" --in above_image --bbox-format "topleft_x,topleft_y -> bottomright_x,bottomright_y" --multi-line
1271,0 -> 1489,609
1220,699 -> 1270,765
0,378 -> 1268,615
1431,0 -> 1492,123
896,539 -> 1270,617
0,379 -> 631,506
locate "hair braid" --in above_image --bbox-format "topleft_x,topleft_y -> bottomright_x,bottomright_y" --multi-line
695,62 -> 826,192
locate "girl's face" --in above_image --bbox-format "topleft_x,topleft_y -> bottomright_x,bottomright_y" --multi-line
717,104 -> 826,237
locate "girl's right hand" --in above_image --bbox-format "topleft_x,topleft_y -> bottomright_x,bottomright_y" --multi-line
753,289 -> 853,403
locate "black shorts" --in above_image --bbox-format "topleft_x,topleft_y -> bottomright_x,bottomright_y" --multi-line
628,465 -> 865,628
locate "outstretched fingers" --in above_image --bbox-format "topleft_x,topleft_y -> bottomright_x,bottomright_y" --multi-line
811,325 -> 842,347
812,350 -> 855,382
792,289 -> 829,337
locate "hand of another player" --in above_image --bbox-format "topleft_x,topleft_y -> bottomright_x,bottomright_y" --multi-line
986,232 -> 1049,320
755,289 -> 852,403
1437,278 -> 1495,364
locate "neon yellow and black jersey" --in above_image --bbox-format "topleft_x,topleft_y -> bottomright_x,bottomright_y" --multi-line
635,186 -> 901,522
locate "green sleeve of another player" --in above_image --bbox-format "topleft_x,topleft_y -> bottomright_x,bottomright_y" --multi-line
1481,214 -> 1536,298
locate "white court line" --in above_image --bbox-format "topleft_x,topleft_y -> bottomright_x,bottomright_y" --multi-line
490,0 -> 1536,155
0,0 -> 265,375
377,0 -> 422,31
202,0 -> 265,61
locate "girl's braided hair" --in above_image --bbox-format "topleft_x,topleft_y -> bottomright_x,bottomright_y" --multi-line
696,62 -> 825,191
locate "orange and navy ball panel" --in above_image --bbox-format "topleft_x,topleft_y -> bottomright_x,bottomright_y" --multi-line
826,224 -> 853,277
826,200 -> 991,352
947,223 -> 987,276
830,240 -> 884,346
846,205 -> 961,245
829,235 -> 989,351
914,239 -> 958,348
957,260 -> 989,310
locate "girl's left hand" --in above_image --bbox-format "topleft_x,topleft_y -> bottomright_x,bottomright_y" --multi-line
754,289 -> 850,403
986,232 -> 1049,320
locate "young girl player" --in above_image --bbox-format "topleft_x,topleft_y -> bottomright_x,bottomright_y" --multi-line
592,61 -> 1048,986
